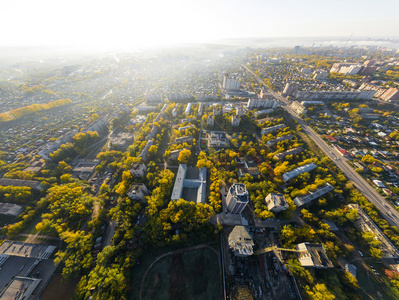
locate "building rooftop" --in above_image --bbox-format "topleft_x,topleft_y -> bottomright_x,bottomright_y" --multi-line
293,183 -> 334,207
171,164 -> 187,200
130,162 -> 145,171
282,163 -> 317,182
266,193 -> 288,210
0,276 -> 41,300
127,183 -> 148,197
0,178 -> 42,190
296,243 -> 333,268
228,226 -> 254,257
228,183 -> 249,204
0,241 -> 56,259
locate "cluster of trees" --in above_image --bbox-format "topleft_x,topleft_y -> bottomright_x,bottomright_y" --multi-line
96,150 -> 124,172
50,131 -> 100,162
289,252 -> 359,299
0,186 -> 32,203
3,200 -> 47,237
34,183 -> 97,278
0,98 -> 72,122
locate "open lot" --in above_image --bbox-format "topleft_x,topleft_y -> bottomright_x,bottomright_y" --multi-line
141,247 -> 221,300
129,244 -> 221,300
39,274 -> 80,300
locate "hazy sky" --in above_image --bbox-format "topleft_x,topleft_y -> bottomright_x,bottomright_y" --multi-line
1,0 -> 398,49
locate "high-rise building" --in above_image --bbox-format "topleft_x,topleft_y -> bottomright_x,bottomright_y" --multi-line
231,115 -> 241,127
223,73 -> 241,90
226,183 -> 249,214
283,83 -> 297,96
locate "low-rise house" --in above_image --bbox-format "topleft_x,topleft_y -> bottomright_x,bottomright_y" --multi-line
130,163 -> 147,178
207,131 -> 230,148
127,183 -> 149,201
0,178 -> 44,191
265,193 -> 289,213
175,135 -> 193,144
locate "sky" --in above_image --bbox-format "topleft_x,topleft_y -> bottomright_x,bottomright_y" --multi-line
1,0 -> 398,49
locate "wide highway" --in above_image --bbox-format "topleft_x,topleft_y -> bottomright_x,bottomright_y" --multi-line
243,64 -> 399,228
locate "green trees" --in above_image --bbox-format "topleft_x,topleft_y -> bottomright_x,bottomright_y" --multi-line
304,283 -> 336,300
280,224 -> 316,248
50,131 -> 101,162
55,230 -> 93,278
36,183 -> 94,233
0,99 -> 72,122
178,149 -> 191,164
0,186 -> 32,203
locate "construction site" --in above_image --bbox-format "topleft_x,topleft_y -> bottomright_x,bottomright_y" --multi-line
222,226 -> 304,300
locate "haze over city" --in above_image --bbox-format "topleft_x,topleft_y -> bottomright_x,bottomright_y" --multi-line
1,1 -> 399,300
1,0 -> 399,51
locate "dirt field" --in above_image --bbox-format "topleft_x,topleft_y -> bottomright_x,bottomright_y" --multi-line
141,247 -> 221,300
39,274 -> 80,300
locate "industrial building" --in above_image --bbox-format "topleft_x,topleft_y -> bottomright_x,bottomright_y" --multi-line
380,88 -> 399,101
226,183 -> 249,214
293,183 -> 334,207
282,163 -> 318,182
0,241 -> 57,300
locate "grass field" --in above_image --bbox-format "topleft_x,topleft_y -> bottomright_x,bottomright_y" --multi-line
39,274 -> 80,300
130,246 -> 221,300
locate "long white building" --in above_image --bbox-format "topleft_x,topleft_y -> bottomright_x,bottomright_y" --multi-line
282,163 -> 318,182
293,183 -> 334,207
247,99 -> 279,109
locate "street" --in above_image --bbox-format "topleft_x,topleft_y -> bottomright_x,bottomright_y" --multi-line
243,64 -> 399,229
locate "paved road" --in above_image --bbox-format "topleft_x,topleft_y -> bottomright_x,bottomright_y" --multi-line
243,64 -> 399,229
